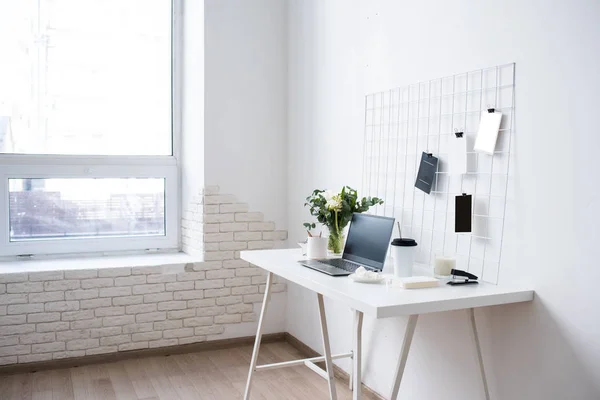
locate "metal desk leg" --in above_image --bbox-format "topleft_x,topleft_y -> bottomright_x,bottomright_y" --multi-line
243,272 -> 274,400
390,314 -> 419,399
352,310 -> 364,400
349,312 -> 354,391
468,308 -> 490,400
317,293 -> 338,400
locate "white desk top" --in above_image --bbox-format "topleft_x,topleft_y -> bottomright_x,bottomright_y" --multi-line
241,249 -> 534,318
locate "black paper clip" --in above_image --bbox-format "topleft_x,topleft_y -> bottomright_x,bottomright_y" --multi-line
487,104 -> 496,113
447,269 -> 479,286
426,152 -> 433,157
454,128 -> 464,138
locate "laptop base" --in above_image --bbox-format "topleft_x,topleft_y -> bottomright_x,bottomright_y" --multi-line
298,260 -> 353,276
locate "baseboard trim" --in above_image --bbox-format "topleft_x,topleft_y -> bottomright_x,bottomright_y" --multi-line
284,332 -> 385,400
0,332 -> 285,376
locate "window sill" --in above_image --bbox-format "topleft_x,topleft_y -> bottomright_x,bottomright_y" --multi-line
0,252 -> 203,274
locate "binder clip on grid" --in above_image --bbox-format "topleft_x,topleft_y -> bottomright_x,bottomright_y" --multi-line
447,269 -> 479,286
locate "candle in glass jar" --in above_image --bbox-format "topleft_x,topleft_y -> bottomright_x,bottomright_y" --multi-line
434,255 -> 456,277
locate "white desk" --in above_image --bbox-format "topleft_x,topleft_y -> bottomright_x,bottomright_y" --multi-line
241,249 -> 534,400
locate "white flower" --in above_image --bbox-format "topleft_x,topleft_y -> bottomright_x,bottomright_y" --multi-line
326,199 -> 338,210
327,195 -> 342,211
321,190 -> 342,211
322,189 -> 336,202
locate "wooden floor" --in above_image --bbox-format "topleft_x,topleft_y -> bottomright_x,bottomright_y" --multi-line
0,341 -> 374,400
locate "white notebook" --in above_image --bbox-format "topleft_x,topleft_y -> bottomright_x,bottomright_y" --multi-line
474,112 -> 503,155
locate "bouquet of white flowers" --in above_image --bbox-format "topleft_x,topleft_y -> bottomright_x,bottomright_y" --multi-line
303,186 -> 383,253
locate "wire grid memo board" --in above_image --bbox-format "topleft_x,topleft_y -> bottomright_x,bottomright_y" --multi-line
362,63 -> 515,284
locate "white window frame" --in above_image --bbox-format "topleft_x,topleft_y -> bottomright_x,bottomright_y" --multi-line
0,0 -> 182,258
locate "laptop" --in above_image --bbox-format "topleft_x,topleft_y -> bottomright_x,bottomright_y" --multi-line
299,213 -> 395,276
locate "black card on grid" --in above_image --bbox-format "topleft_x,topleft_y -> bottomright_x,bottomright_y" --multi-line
414,152 -> 438,194
455,194 -> 472,233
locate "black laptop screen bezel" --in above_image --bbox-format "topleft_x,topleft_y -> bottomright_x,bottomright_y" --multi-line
341,213 -> 395,271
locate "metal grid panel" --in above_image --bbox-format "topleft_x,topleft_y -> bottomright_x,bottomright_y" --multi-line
362,63 -> 515,284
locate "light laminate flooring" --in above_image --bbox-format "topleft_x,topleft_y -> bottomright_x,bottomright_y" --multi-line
0,341 -> 376,400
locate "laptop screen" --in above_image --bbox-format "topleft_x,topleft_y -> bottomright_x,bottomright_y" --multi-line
342,213 -> 395,270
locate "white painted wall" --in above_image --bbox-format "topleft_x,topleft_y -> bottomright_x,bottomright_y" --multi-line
286,0 -> 600,399
204,0 -> 288,230
201,0 -> 289,337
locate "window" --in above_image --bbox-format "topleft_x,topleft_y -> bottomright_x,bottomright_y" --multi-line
0,1 -> 180,256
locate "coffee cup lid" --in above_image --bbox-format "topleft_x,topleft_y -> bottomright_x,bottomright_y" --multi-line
391,238 -> 417,247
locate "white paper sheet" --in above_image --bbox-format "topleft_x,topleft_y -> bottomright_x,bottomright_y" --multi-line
474,112 -> 503,155
448,134 -> 467,174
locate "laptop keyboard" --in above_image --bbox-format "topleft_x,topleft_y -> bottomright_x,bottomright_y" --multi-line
324,258 -> 361,273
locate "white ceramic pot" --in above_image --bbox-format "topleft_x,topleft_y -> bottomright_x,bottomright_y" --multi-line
306,237 -> 327,259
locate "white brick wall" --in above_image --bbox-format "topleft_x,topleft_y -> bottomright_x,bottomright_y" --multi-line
0,185 -> 287,366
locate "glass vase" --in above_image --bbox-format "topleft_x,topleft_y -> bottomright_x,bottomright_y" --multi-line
328,232 -> 345,254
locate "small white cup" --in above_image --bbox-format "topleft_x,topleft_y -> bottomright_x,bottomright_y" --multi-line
306,237 -> 327,259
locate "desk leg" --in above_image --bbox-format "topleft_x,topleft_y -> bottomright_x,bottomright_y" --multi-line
468,308 -> 490,400
243,271 -> 273,400
390,314 -> 419,399
317,293 -> 338,400
349,312 -> 355,391
352,310 -> 364,400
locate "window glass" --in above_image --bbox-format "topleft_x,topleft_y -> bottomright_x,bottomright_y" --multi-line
9,178 -> 166,241
0,1 -> 172,155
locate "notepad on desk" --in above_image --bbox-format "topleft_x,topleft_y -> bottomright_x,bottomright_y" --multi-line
395,276 -> 440,289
